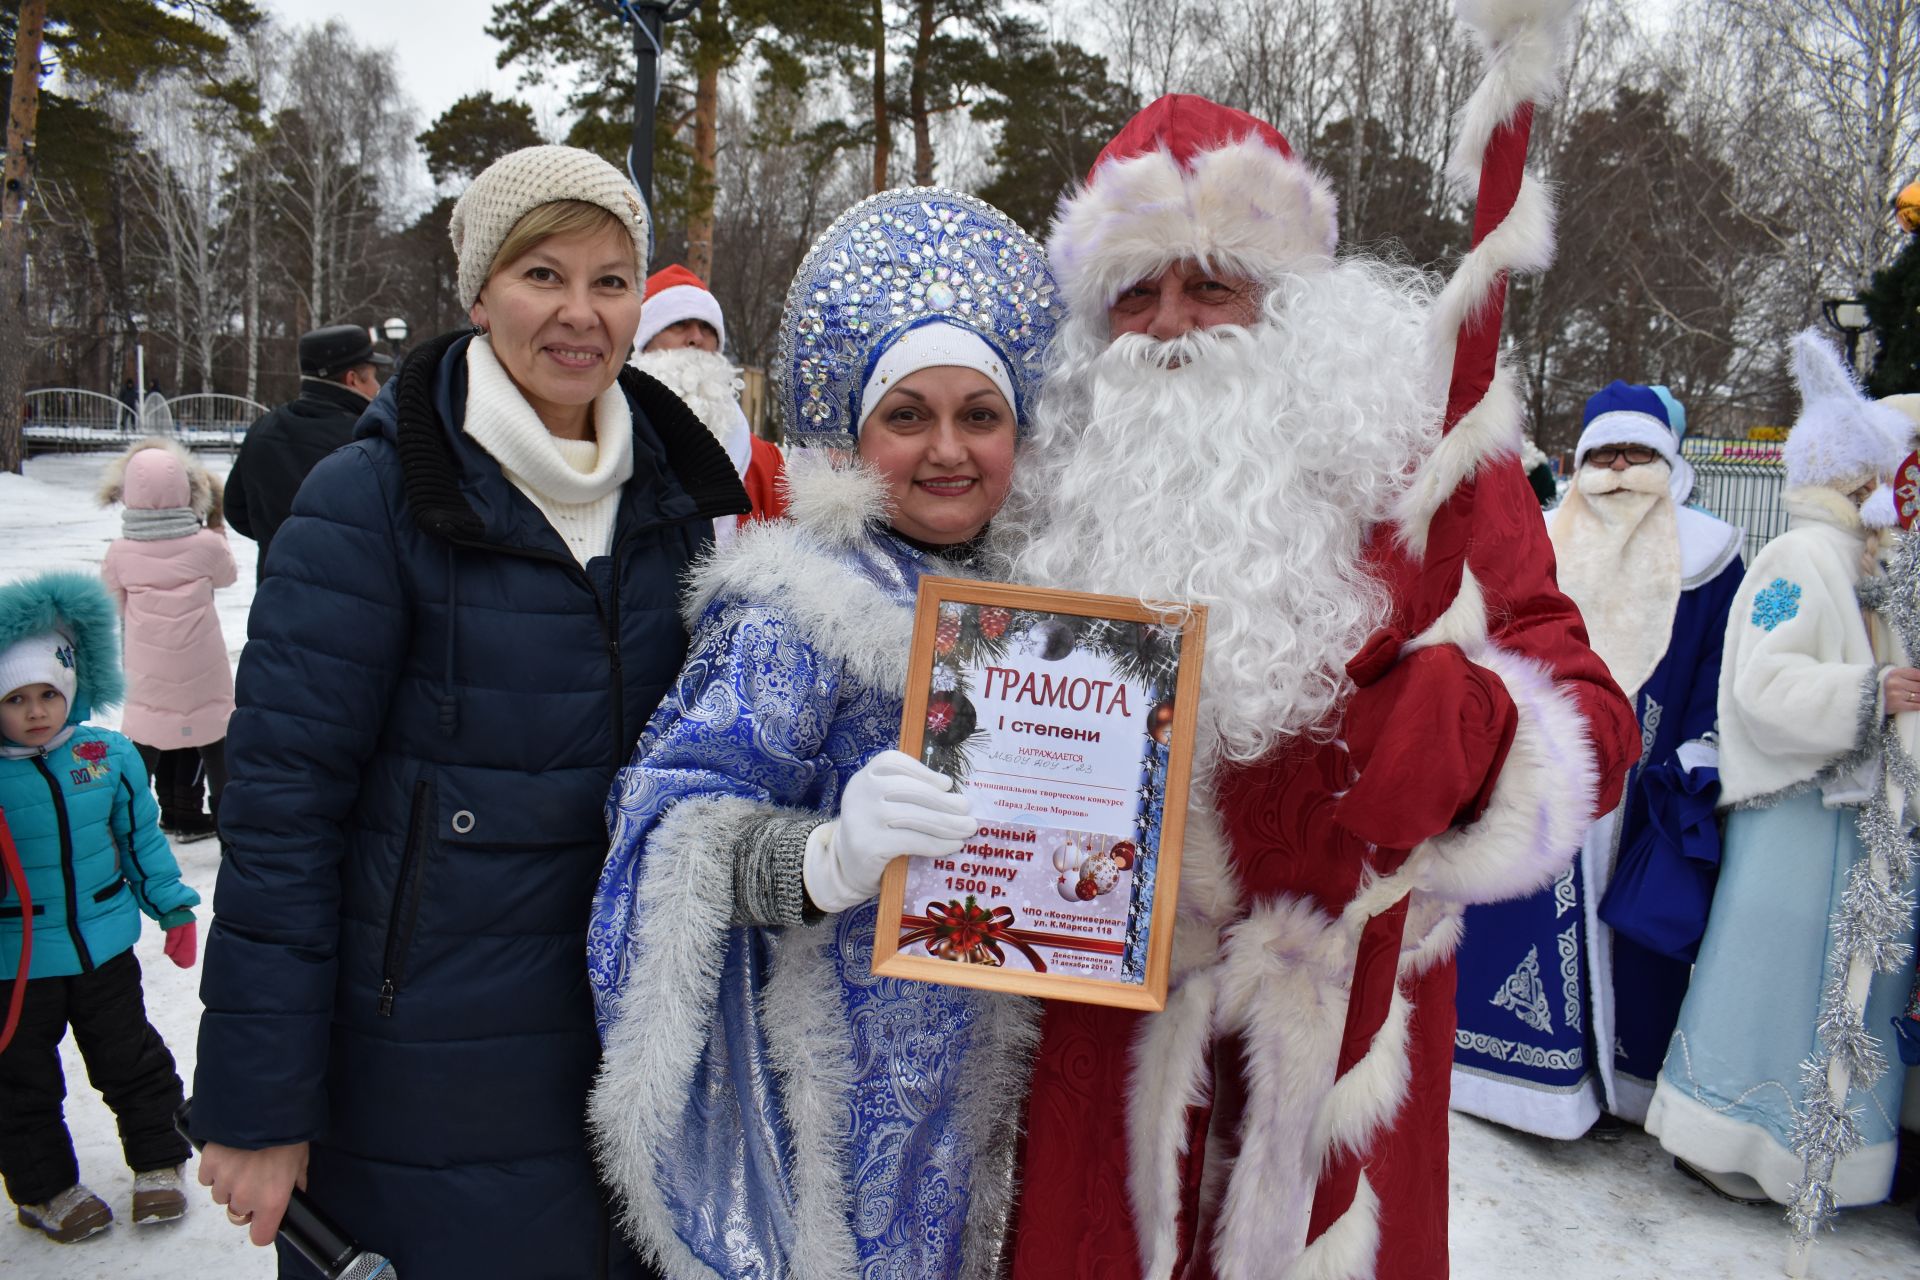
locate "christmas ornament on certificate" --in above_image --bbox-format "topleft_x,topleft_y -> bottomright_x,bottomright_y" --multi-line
872,577 -> 1207,1010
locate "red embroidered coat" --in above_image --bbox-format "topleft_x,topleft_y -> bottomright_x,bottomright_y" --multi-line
1009,459 -> 1639,1280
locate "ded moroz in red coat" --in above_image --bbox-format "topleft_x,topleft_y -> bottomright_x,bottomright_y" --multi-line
1007,9 -> 1637,1279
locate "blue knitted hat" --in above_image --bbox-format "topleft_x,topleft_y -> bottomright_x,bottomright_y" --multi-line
1575,380 -> 1692,504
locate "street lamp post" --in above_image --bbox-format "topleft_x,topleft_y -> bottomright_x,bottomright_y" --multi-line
587,0 -> 703,211
1821,297 -> 1871,375
380,316 -> 410,365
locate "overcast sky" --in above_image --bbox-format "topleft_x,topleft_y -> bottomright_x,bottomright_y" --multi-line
266,0 -> 549,129
272,0 -> 1684,171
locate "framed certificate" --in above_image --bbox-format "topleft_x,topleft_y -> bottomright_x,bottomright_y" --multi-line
872,577 -> 1207,1010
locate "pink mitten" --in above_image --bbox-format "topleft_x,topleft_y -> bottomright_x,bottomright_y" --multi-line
163,920 -> 198,969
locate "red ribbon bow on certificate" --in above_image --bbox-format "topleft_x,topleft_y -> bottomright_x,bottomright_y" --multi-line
899,897 -> 1049,972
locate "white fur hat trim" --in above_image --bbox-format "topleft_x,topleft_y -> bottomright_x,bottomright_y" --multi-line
856,322 -> 1017,435
1048,134 -> 1339,319
636,282 -> 727,353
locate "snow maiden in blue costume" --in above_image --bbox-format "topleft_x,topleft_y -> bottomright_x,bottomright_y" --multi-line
1645,331 -> 1919,1206
1452,383 -> 1744,1138
586,189 -> 1060,1279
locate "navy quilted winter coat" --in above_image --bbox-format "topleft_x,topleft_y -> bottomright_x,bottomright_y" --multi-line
191,332 -> 747,1279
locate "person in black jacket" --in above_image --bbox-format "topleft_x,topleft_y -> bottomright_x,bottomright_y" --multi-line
225,325 -> 391,581
190,146 -> 748,1279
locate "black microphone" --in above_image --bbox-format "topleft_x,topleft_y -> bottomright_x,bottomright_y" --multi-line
175,1101 -> 397,1280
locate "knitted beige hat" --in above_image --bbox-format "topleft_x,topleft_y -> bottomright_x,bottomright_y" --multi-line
450,145 -> 651,309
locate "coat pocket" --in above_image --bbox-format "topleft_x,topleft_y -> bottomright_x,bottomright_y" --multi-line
377,779 -> 434,1018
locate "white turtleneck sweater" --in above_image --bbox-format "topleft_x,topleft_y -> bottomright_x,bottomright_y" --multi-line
463,336 -> 634,566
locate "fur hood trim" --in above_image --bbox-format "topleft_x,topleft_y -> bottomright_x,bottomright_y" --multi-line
0,572 -> 124,720
681,454 -> 916,692
1048,132 -> 1338,321
776,450 -> 893,547
1783,483 -> 1869,535
97,436 -> 224,528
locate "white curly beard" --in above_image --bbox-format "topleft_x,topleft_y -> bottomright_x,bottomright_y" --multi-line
995,260 -> 1442,769
631,346 -> 751,460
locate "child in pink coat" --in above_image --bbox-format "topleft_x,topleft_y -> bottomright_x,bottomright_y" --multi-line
98,440 -> 238,837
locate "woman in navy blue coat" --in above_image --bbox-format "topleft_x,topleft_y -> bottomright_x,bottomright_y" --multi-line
190,148 -> 746,1279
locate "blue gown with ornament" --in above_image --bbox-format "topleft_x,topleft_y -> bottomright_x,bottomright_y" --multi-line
585,459 -> 1037,1280
1452,514 -> 1744,1137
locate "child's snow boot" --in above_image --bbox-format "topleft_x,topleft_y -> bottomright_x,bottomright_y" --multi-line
131,1165 -> 186,1223
16,1183 -> 112,1242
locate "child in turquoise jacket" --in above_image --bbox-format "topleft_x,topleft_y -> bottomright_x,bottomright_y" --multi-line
0,572 -> 200,1243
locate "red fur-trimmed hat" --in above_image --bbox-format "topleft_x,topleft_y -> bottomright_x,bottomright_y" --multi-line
1048,94 -> 1339,318
636,265 -> 727,352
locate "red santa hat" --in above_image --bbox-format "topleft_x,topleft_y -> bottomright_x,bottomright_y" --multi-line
1048,94 -> 1339,320
635,265 -> 727,353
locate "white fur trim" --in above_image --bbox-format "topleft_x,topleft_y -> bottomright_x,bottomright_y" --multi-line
637,281 -> 727,352
682,455 -> 913,693
1449,4 -> 1578,194
96,435 -> 223,525
1786,329 -> 1911,491
858,322 -> 1018,431
1408,565 -> 1492,653
1048,134 -> 1338,321
1208,897 -> 1353,1276
1167,797 -> 1245,976
1427,175 -> 1556,378
1308,984 -> 1413,1168
1416,0 -> 1570,560
1406,642 -> 1599,904
1675,506 -> 1744,587
590,795 -> 772,1280
1402,897 -> 1466,978
1394,365 -> 1526,555
1861,484 -> 1898,531
776,449 -> 892,548
1127,969 -> 1220,1279
761,917 -> 865,1278
955,994 -> 1044,1280
1279,1174 -> 1381,1280
1127,797 -> 1242,1276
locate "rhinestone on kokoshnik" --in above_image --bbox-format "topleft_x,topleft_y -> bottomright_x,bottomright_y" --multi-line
772,186 -> 1061,447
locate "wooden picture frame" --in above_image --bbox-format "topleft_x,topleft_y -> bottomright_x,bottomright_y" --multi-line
872,577 -> 1208,1011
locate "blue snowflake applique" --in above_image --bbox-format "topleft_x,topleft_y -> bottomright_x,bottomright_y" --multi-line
1751,578 -> 1802,632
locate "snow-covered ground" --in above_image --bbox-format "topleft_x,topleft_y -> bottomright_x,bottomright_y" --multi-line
1,450 -> 1914,1277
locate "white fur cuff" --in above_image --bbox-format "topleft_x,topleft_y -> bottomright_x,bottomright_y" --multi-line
1408,644 -> 1599,904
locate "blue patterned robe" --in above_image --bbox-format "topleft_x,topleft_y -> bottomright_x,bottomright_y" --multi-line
1453,508 -> 1743,1136
586,458 -> 1035,1280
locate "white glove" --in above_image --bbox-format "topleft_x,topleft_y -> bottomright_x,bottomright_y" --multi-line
803,750 -> 977,913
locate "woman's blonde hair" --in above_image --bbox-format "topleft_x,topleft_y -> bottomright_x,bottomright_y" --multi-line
488,200 -> 636,285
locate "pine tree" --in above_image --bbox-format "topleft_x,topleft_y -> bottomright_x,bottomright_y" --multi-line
1865,230 -> 1920,397
1,0 -> 260,472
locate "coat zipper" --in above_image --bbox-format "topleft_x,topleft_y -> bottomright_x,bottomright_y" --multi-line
33,754 -> 94,973
442,525 -> 665,770
378,780 -> 432,1017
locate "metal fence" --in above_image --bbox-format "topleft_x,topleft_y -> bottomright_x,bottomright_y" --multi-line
1680,437 -> 1788,565
23,388 -> 269,453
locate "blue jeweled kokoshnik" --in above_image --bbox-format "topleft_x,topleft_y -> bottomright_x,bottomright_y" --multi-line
773,186 -> 1061,447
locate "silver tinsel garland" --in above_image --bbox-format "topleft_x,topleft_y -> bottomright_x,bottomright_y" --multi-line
1785,536 -> 1920,1263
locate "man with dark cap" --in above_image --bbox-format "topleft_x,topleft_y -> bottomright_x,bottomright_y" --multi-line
225,324 -> 392,578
